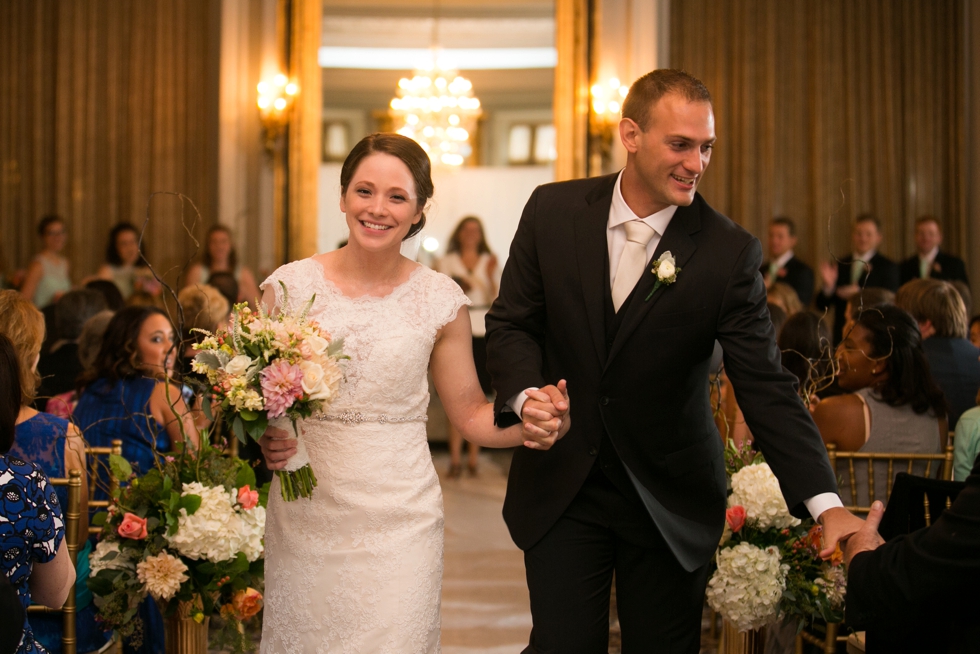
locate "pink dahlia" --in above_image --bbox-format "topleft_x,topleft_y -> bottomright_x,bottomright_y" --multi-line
260,359 -> 304,418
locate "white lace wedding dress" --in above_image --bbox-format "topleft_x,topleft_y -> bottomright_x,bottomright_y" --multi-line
259,259 -> 469,654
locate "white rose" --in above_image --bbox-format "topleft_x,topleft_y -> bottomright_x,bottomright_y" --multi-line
224,355 -> 253,377
299,360 -> 331,400
306,333 -> 329,356
658,260 -> 676,279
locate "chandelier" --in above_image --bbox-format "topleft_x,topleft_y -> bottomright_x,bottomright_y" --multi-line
390,65 -> 482,166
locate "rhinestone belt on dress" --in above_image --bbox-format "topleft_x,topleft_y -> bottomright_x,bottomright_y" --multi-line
317,410 -> 429,427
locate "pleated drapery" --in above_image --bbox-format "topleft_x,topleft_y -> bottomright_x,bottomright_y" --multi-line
0,0 -> 221,287
669,0 -> 966,277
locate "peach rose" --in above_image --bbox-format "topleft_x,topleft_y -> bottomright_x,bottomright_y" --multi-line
117,512 -> 148,540
238,485 -> 259,510
725,505 -> 746,534
224,588 -> 263,620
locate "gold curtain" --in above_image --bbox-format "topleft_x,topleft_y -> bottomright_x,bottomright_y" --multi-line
669,0 -> 965,278
0,0 -> 221,288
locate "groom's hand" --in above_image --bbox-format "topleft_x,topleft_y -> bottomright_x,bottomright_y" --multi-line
521,380 -> 570,450
259,426 -> 298,470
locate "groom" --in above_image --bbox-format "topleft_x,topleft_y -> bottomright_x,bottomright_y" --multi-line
485,69 -> 863,652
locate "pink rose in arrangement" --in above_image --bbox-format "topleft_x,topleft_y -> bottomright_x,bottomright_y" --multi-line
117,512 -> 148,540
725,505 -> 747,534
238,485 -> 259,510
260,359 -> 304,418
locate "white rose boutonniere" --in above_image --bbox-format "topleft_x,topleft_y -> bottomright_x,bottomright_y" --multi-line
645,251 -> 681,301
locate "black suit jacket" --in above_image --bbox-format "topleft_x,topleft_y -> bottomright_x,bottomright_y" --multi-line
898,251 -> 970,287
815,253 -> 900,342
923,337 -> 980,430
760,255 -> 814,305
486,175 -> 838,570
846,455 -> 980,652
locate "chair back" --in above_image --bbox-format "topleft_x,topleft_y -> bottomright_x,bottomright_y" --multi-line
26,469 -> 82,654
84,439 -> 123,536
826,442 -> 955,515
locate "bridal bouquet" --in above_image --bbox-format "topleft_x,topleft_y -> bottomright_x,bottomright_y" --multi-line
87,439 -> 268,653
705,440 -> 845,632
190,284 -> 346,500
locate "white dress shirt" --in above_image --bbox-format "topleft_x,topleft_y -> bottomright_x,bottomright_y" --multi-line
507,170 -> 842,520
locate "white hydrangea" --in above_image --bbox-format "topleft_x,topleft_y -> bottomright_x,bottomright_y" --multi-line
706,542 -> 788,631
165,482 -> 266,563
89,540 -> 136,575
729,463 -> 801,530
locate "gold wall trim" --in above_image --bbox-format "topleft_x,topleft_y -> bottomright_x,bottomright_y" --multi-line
554,0 -> 590,182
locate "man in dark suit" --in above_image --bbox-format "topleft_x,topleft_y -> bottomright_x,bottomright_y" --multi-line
485,69 -> 862,653
816,214 -> 900,343
898,215 -> 970,287
843,455 -> 980,653
760,216 -> 814,305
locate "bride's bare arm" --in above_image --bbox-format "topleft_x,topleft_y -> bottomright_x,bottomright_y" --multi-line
431,308 -> 567,450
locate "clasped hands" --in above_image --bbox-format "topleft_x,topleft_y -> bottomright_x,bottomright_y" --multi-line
520,379 -> 571,451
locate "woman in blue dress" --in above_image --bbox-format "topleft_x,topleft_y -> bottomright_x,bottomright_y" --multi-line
0,333 -> 77,654
73,306 -> 198,654
0,291 -> 105,654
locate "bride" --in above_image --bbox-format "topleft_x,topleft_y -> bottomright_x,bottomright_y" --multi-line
256,133 -> 569,653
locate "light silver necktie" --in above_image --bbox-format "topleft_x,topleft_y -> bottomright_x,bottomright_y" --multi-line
612,220 -> 656,311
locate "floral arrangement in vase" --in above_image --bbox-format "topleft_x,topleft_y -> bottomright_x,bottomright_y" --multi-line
705,439 -> 846,632
189,284 -> 346,500
87,438 -> 268,653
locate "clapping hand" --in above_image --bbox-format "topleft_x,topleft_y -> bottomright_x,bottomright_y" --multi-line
521,380 -> 571,451
843,501 -> 886,566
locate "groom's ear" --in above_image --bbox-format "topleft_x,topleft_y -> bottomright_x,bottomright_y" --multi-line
620,117 -> 640,153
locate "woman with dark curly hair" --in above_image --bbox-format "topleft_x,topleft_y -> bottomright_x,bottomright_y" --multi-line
812,304 -> 948,506
73,306 -> 199,482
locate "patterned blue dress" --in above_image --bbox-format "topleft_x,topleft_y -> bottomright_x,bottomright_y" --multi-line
0,454 -> 65,654
9,413 -> 109,654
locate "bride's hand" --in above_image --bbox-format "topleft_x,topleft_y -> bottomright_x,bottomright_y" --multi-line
521,380 -> 570,451
259,425 -> 299,470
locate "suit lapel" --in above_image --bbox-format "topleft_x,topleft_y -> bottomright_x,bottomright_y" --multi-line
606,201 -> 700,366
574,176 -> 617,365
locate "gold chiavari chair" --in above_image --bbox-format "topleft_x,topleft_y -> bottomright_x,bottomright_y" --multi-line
796,442 -> 956,654
26,469 -> 82,654
84,439 -> 123,537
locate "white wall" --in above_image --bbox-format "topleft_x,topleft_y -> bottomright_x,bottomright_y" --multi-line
318,164 -> 555,268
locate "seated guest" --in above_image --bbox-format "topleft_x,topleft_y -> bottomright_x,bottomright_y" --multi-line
0,292 -> 106,654
898,215 -> 969,287
83,278 -> 124,311
176,283 -> 229,377
817,214 -> 900,343
760,216 -> 814,304
812,305 -> 947,507
206,270 -> 239,310
895,278 -> 980,429
843,457 -> 980,653
779,311 -> 835,400
767,281 -> 802,318
183,225 -> 261,306
35,289 -> 107,405
0,333 -> 76,654
45,310 -> 114,419
74,306 -> 199,486
951,280 -> 971,320
841,287 -> 896,338
953,389 -> 980,482
970,314 -> 980,349
0,574 -> 26,654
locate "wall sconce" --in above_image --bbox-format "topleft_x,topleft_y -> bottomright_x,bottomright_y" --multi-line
589,77 -> 629,175
257,73 -> 299,154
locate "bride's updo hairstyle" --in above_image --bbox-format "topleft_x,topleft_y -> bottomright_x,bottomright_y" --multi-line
340,133 -> 433,241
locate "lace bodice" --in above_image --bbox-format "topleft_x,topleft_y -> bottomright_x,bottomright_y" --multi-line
259,258 -> 469,654
263,259 -> 469,420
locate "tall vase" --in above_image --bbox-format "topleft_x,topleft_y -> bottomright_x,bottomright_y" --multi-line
721,619 -> 766,654
164,598 -> 210,654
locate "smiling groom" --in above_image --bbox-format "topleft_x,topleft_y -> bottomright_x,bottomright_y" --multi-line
485,69 -> 862,652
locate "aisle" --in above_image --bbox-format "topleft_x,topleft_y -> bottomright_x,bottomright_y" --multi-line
436,450 -> 532,653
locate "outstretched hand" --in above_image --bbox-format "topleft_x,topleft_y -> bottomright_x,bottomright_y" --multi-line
521,380 -> 570,451
818,506 -> 867,559
843,501 -> 886,566
259,425 -> 298,471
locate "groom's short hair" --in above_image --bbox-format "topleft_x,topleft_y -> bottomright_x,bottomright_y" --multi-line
622,69 -> 712,130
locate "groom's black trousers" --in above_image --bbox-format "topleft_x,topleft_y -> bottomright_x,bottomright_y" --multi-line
521,456 -> 710,654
